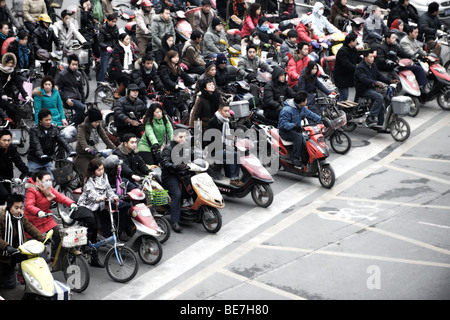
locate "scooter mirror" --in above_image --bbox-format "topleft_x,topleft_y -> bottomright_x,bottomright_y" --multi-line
44,229 -> 54,244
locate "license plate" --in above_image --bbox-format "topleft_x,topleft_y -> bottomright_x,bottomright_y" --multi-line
445,8 -> 450,16
10,129 -> 22,144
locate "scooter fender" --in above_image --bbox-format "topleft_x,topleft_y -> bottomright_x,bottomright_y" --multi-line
191,173 -> 225,210
131,219 -> 162,237
398,70 -> 420,96
130,204 -> 164,236
430,64 -> 450,85
21,257 -> 55,297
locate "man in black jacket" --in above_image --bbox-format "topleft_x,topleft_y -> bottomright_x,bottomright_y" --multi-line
113,133 -> 150,185
334,32 -> 361,102
98,13 -> 119,85
130,54 -> 164,104
27,108 -> 76,176
55,54 -> 86,126
387,0 -> 418,28
419,2 -> 447,59
0,130 -> 30,205
263,66 -> 296,123
354,50 -> 398,127
113,84 -> 147,140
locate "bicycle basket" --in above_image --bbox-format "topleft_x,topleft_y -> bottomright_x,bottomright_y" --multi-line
52,164 -> 74,186
147,189 -> 169,206
18,102 -> 33,118
60,226 -> 88,248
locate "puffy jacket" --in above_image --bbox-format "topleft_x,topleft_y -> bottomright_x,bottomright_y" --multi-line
278,99 -> 321,134
135,8 -> 154,37
151,14 -> 175,52
109,42 -> 137,73
158,60 -> 196,92
240,14 -> 274,38
286,49 -> 310,87
22,0 -> 47,23
333,42 -> 361,88
0,144 -> 29,180
376,40 -> 411,71
419,11 -> 445,43
33,25 -> 62,52
263,66 -> 296,111
296,22 -> 319,44
131,63 -> 164,99
114,143 -> 150,180
237,54 -> 273,80
113,96 -> 147,129
138,116 -> 173,152
98,21 -> 119,52
55,68 -> 85,103
33,87 -> 65,126
24,177 -> 74,233
0,53 -> 29,99
27,123 -> 74,164
310,2 -> 339,37
203,26 -> 228,56
354,60 -> 391,94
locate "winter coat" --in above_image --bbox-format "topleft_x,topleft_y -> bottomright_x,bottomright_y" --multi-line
387,3 -> 418,28
22,0 -> 47,23
114,143 -> 150,181
33,87 -> 65,126
296,22 -> 319,44
376,40 -> 411,71
251,26 -> 283,45
55,67 -> 85,103
138,115 -> 174,152
286,49 -> 310,88
33,25 -> 62,52
298,68 -> 331,105
7,40 -> 35,72
0,206 -> 44,264
354,60 -> 391,94
399,35 -> 427,58
77,174 -> 116,212
0,5 -> 20,30
27,123 -> 74,164
189,89 -> 224,131
263,66 -> 296,111
98,21 -> 120,52
0,144 -> 29,180
151,14 -> 175,52
160,140 -> 185,178
53,20 -> 87,49
109,42 -> 137,73
240,14 -> 274,38
329,3 -> 353,30
24,177 -> 74,233
333,42 -> 361,88
280,39 -> 297,64
203,26 -> 228,56
237,54 -> 273,80
154,33 -> 180,66
193,8 -> 217,34
419,11 -> 444,43
310,2 -> 339,37
158,60 -> 196,92
136,8 -> 154,38
131,63 -> 164,99
113,96 -> 147,129
363,13 -> 388,46
78,8 -> 97,41
181,39 -> 205,68
278,99 -> 321,134
215,66 -> 230,92
0,53 -> 29,99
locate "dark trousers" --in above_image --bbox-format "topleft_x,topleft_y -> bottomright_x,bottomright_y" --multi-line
359,88 -> 385,125
162,174 -> 182,225
279,129 -> 308,164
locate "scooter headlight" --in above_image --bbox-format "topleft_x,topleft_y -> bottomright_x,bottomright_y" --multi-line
23,271 -> 42,290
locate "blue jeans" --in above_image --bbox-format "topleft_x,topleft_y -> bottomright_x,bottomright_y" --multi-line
161,174 -> 182,225
65,99 -> 86,126
359,89 -> 385,125
28,160 -> 54,179
279,130 -> 308,164
98,51 -> 112,83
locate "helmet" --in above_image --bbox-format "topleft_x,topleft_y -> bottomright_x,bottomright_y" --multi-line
38,14 -> 52,23
141,0 -> 153,7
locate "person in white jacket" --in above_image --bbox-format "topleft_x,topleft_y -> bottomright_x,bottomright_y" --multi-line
53,9 -> 88,50
310,2 -> 340,37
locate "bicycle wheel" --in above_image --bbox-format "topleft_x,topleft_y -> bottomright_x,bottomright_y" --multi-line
81,70 -> 90,101
105,245 -> 139,283
62,250 -> 90,293
330,130 -> 352,154
138,236 -> 163,265
94,85 -> 115,111
16,123 -> 30,156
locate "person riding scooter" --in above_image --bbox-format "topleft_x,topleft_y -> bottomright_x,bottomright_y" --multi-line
278,91 -> 322,168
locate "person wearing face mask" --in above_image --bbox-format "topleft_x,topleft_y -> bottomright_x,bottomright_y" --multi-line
24,170 -> 77,261
310,2 -> 340,37
363,5 -> 389,50
251,16 -> 283,47
135,0 -> 155,57
131,54 -> 164,104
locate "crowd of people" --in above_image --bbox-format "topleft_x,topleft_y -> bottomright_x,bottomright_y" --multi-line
0,0 -> 449,292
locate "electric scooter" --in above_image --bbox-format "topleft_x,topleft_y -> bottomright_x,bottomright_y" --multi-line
417,54 -> 450,110
393,58 -> 421,117
207,138 -> 274,208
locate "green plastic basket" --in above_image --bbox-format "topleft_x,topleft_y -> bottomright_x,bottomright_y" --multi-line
148,189 -> 169,206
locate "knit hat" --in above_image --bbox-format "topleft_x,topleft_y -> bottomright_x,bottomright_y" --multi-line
212,17 -> 223,29
301,15 -> 312,25
88,107 -> 102,122
205,60 -> 215,72
216,53 -> 227,65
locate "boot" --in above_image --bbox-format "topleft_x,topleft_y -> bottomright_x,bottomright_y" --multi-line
90,248 -> 104,268
113,83 -> 126,99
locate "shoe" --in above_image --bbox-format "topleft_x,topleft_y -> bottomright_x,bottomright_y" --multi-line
119,230 -> 130,242
98,91 -> 106,98
365,116 -> 377,127
292,158 -> 303,168
172,223 -> 182,233
377,128 -> 390,134
230,179 -> 244,187
90,250 -> 105,268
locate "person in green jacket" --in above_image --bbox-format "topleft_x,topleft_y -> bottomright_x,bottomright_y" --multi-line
33,75 -> 68,126
138,103 -> 173,165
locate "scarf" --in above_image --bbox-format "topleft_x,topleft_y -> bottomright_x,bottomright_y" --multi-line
0,64 -> 14,75
257,24 -> 272,34
214,111 -> 233,148
119,41 -> 133,70
18,43 -> 29,69
2,211 -> 24,256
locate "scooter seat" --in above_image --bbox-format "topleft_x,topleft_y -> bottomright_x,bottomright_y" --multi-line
280,138 -> 294,146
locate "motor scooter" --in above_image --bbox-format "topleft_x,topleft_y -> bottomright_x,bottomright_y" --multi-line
14,230 -> 71,300
392,58 -> 421,117
206,138 -> 274,208
148,159 -> 225,233
340,84 -> 412,142
417,54 -> 450,110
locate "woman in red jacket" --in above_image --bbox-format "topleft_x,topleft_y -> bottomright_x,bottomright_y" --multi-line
240,2 -> 274,39
24,170 -> 76,258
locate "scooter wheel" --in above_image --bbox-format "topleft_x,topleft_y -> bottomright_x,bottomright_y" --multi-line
251,184 -> 274,208
154,215 -> 171,244
389,118 -> 410,142
202,207 -> 222,233
342,122 -> 357,132
330,131 -> 352,154
408,96 -> 420,117
319,164 -> 335,189
138,236 -> 163,265
437,89 -> 450,111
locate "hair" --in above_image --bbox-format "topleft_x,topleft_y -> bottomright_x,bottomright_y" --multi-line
294,91 -> 308,104
428,2 -> 439,13
298,41 -> 309,51
40,75 -> 55,88
344,32 -> 358,44
0,129 -> 12,139
3,54 -> 14,65
164,50 -> 181,75
67,53 -> 79,65
143,103 -> 167,127
6,194 -> 24,211
82,157 -> 104,187
247,2 -> 262,18
0,22 -> 8,30
38,107 -> 52,121
385,31 -> 395,40
107,13 -> 117,21
119,32 -> 129,42
122,133 -> 137,143
17,29 -> 29,40
407,25 -> 418,34
363,49 -> 374,57
218,104 -> 230,110
258,16 -> 267,26
304,60 -> 318,83
161,4 -> 171,13
61,9 -> 72,18
142,53 -> 154,64
32,170 -> 51,182
190,30 -> 203,41
287,29 -> 298,39
247,44 -> 257,52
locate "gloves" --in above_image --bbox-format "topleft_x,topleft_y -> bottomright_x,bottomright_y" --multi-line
40,154 -> 50,161
37,211 -> 47,218
246,73 -> 256,82
25,96 -> 33,103
1,95 -> 8,101
294,125 -> 302,132
82,41 -> 91,49
311,40 -> 320,49
85,148 -> 96,155
69,151 -> 77,157
176,163 -> 189,172
5,245 -> 18,255
106,46 -> 113,53
151,144 -> 159,152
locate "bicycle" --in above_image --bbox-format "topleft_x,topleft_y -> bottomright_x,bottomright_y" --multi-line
86,198 -> 139,283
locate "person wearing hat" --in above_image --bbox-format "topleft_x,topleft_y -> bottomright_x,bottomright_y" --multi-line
113,83 -> 147,141
181,30 -> 206,75
215,53 -> 232,93
32,13 -> 62,75
202,16 -> 228,58
296,14 -> 320,46
310,2 -> 340,37
193,0 -> 217,34
251,16 -> 283,46
74,107 -> 116,175
135,0 -> 155,57
53,9 -> 88,50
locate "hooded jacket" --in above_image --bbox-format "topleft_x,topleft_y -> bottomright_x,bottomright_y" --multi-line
151,14 -> 176,52
0,53 -> 29,99
263,66 -> 296,111
278,99 -> 321,134
310,2 -> 339,37
155,33 -> 180,66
